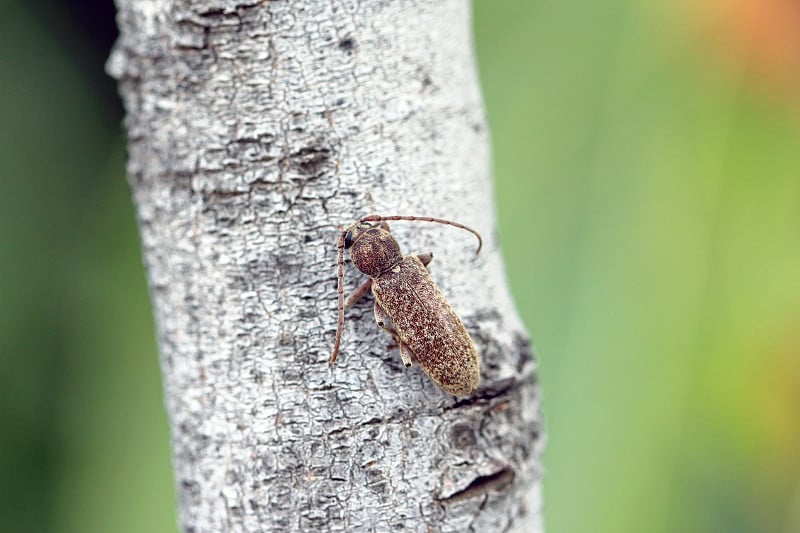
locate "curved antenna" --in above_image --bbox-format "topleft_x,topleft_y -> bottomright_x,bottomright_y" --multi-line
329,229 -> 347,365
360,215 -> 483,254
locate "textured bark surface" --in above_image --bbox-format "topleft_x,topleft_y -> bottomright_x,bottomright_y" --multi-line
108,0 -> 543,531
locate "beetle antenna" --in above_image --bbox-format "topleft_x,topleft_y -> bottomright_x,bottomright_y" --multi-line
330,229 -> 347,365
360,215 -> 483,254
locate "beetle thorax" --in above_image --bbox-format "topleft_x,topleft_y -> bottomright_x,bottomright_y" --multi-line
349,227 -> 402,278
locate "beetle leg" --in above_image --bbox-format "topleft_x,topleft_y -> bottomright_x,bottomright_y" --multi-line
345,278 -> 373,307
373,300 -> 396,336
372,300 -> 414,367
415,251 -> 433,268
397,342 -> 414,368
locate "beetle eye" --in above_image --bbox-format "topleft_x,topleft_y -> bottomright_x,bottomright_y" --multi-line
343,231 -> 354,249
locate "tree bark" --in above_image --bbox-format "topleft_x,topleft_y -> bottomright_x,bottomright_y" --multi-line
108,1 -> 543,531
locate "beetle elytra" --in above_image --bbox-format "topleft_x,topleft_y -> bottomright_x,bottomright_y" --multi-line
330,215 -> 483,397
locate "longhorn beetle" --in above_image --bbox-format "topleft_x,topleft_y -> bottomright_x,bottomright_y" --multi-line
330,215 -> 483,396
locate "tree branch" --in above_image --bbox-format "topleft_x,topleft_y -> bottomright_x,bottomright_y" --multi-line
108,0 -> 543,531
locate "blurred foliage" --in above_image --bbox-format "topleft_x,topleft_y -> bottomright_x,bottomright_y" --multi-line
0,1 -> 175,532
475,1 -> 800,532
1,1 -> 798,532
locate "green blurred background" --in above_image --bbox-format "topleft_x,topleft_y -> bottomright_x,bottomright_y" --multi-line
2,1 -> 799,532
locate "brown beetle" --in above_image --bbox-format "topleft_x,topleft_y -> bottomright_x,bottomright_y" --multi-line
330,215 -> 482,396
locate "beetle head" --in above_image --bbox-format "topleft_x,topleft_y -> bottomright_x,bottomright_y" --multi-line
343,221 -> 402,277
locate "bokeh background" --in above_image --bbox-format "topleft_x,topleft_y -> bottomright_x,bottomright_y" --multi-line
2,0 -> 799,532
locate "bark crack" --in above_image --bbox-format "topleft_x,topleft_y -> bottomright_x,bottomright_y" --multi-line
438,468 -> 516,504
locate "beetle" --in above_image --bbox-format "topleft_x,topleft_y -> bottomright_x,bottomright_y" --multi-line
329,215 -> 483,396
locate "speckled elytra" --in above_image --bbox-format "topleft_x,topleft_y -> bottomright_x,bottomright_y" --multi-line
329,215 -> 482,397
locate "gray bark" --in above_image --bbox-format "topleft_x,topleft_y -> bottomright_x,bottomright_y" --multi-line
108,1 -> 543,531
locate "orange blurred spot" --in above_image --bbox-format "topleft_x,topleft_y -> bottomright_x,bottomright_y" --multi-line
702,0 -> 800,97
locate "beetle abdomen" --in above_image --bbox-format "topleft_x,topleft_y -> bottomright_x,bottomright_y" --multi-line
372,256 -> 480,396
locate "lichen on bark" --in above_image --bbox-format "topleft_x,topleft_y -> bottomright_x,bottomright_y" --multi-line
108,0 -> 544,531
